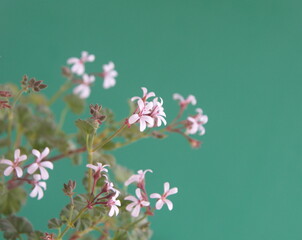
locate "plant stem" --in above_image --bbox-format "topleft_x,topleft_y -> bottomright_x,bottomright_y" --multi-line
57,105 -> 69,131
92,123 -> 127,152
86,134 -> 94,193
57,207 -> 87,240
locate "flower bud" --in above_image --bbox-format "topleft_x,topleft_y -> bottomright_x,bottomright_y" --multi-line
63,180 -> 76,197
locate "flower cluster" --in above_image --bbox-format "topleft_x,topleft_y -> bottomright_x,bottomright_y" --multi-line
86,162 -> 121,217
66,51 -> 118,99
166,93 -> 208,148
124,169 -> 178,217
128,87 -> 167,132
0,147 -> 53,200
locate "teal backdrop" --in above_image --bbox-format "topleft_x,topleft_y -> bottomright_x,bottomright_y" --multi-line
1,0 -> 302,239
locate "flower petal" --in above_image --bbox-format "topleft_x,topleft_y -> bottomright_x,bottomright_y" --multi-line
155,199 -> 164,210
164,182 -> 170,193
0,159 -> 13,166
164,199 -> 173,210
14,149 -> 20,160
132,204 -> 141,217
15,167 -> 23,178
39,167 -> 49,180
40,161 -> 53,169
4,166 -> 14,176
128,114 -> 140,125
150,193 -> 161,199
27,163 -> 39,175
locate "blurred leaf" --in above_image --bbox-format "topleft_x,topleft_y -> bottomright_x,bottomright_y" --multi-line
102,141 -> 117,151
64,94 -> 85,115
22,94 -> 48,105
48,218 -> 62,229
112,164 -> 133,183
75,119 -> 97,135
28,231 -> 44,240
0,215 -> 33,240
0,187 -> 26,215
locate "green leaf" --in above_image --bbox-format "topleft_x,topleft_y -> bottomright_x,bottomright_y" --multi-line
0,187 -> 26,215
48,218 -> 62,229
0,215 -> 33,240
75,119 -> 97,135
64,94 -> 85,114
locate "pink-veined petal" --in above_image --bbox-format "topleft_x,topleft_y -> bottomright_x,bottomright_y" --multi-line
18,155 -> 27,162
39,181 -> 47,190
15,167 -> 23,178
150,193 -> 161,199
187,95 -> 197,105
173,93 -> 184,101
164,182 -> 170,193
155,199 -> 164,210
4,166 -> 14,176
32,149 -> 41,159
125,196 -> 137,203
135,188 -> 142,199
79,86 -> 91,99
40,161 -> 53,169
137,99 -> 145,111
87,54 -> 95,62
132,204 -> 141,217
141,201 -> 150,207
37,187 -> 44,200
41,146 -> 49,159
29,186 -> 39,198
39,167 -> 49,180
164,199 -> 174,210
0,159 -> 13,166
128,114 -> 140,125
14,149 -> 20,160
167,187 -> 178,196
139,119 -> 147,132
126,202 -> 137,212
27,163 -> 39,175
67,57 -> 79,64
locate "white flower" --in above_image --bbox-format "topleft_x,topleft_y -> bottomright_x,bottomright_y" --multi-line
73,74 -> 95,99
173,93 -> 197,107
29,174 -> 47,200
125,188 -> 150,217
107,191 -> 121,217
128,99 -> 154,132
149,97 -> 167,127
0,149 -> 27,178
186,108 -> 208,135
27,147 -> 53,180
131,87 -> 155,102
125,169 -> 152,186
102,61 -> 118,89
86,162 -> 109,174
150,182 -> 178,210
67,51 -> 95,75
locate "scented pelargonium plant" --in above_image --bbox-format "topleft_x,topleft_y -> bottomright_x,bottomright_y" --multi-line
0,51 -> 208,240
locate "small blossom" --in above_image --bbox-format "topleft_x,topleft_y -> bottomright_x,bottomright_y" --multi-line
149,97 -> 167,127
29,174 -> 47,200
173,93 -> 197,107
186,108 -> 208,135
0,149 -> 27,177
101,61 -> 118,89
73,74 -> 95,99
125,169 -> 152,186
27,147 -> 53,180
86,162 -> 109,175
125,188 -> 150,217
67,51 -> 95,75
107,191 -> 121,217
150,182 -> 178,210
128,99 -> 154,132
131,87 -> 155,102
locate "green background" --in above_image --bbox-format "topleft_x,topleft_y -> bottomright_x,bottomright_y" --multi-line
1,0 -> 302,239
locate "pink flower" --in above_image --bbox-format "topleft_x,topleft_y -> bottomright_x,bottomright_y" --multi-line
173,93 -> 197,108
86,162 -> 109,174
67,51 -> 95,75
27,147 -> 53,180
73,74 -> 95,99
186,108 -> 208,135
29,174 -> 47,200
131,87 -> 155,102
125,188 -> 150,217
107,191 -> 121,217
0,149 -> 27,177
125,169 -> 152,186
128,99 -> 154,132
101,61 -> 118,89
149,97 -> 167,127
150,182 -> 178,210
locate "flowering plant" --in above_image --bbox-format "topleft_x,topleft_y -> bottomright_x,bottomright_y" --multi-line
0,51 -> 208,240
